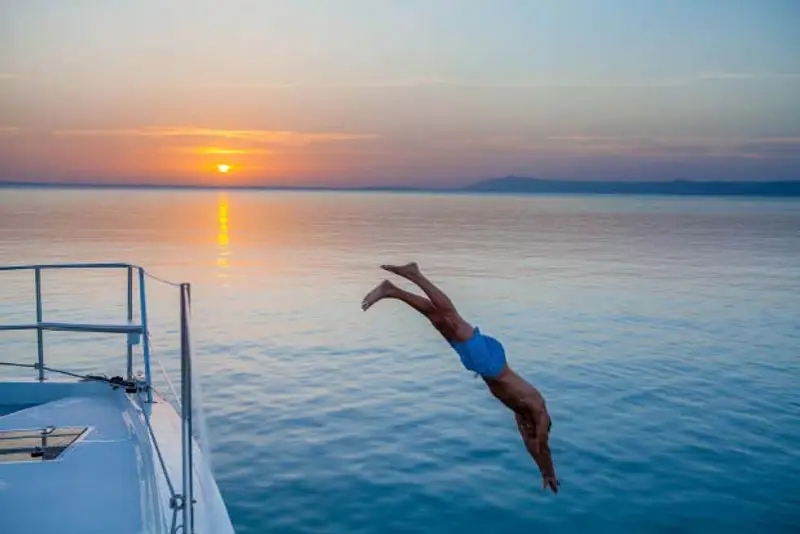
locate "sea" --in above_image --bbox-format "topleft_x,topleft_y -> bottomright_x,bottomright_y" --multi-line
0,188 -> 798,533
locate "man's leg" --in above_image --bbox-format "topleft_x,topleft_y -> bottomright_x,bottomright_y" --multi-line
361,279 -> 435,316
380,262 -> 456,312
362,280 -> 464,346
380,262 -> 474,342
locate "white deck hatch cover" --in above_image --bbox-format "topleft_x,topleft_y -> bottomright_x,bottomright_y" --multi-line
0,426 -> 88,462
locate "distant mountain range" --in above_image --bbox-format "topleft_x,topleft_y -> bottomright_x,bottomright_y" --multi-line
1,177 -> 799,196
465,176 -> 800,196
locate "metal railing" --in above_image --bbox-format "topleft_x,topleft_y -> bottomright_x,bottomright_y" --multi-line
179,282 -> 194,534
0,263 -> 150,390
0,262 -> 196,534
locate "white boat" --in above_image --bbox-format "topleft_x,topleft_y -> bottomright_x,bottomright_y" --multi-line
0,263 -> 236,534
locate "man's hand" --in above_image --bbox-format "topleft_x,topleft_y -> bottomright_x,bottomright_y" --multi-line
533,434 -> 559,494
542,474 -> 560,494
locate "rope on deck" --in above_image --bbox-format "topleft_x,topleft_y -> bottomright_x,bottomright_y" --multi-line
0,361 -> 139,385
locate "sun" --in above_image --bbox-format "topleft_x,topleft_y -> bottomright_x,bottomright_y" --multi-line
216,164 -> 231,173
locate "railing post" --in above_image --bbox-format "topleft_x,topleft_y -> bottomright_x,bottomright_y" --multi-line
126,267 -> 133,381
138,268 -> 152,403
34,268 -> 44,381
180,283 -> 194,533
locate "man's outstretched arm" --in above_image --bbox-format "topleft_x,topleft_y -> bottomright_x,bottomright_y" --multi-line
515,408 -> 559,494
484,368 -> 560,493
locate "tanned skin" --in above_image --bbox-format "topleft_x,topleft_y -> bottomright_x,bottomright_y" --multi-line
361,262 -> 559,494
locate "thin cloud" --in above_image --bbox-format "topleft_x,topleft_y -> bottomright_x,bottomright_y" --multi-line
698,72 -> 756,80
698,72 -> 800,82
174,82 -> 299,90
164,72 -> 800,92
458,134 -> 800,160
451,72 -> 800,88
0,73 -> 18,81
163,146 -> 274,156
53,127 -> 379,146
323,72 -> 800,90
545,136 -> 769,158
546,136 -> 620,143
0,126 -> 19,136
183,77 -> 684,90
767,73 -> 800,80
756,137 -> 800,144
737,138 -> 800,159
334,79 -> 686,89
329,77 -> 450,89
468,80 -> 685,88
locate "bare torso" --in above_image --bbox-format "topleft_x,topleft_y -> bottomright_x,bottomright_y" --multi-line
483,366 -> 543,416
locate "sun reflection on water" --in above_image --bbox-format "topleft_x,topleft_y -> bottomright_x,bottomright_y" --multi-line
217,194 -> 230,282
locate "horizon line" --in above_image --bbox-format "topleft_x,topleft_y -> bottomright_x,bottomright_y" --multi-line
2,177 -> 800,188
1,176 -> 799,194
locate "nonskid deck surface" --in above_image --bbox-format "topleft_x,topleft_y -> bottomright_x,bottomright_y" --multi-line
0,387 -> 154,534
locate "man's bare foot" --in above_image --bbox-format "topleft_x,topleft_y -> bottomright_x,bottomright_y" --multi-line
361,280 -> 396,311
380,262 -> 420,279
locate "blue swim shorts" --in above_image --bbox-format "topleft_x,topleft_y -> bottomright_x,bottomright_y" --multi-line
449,327 -> 507,378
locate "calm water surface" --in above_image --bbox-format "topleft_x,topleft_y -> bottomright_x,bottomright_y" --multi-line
0,189 -> 798,533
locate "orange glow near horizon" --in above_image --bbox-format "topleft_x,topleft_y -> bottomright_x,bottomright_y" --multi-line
18,126 -> 383,186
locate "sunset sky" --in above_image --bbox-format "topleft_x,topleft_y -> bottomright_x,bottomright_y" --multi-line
1,0 -> 798,187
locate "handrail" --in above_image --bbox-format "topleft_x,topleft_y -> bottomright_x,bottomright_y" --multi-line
0,263 -> 149,385
179,283 -> 195,534
35,268 -> 44,381
0,262 -> 135,271
139,268 -> 153,404
0,322 -> 144,334
127,267 -> 134,381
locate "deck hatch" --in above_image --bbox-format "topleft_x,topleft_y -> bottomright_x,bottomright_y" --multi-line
0,426 -> 87,462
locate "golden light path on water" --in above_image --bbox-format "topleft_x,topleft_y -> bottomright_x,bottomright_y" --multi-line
217,193 -> 230,284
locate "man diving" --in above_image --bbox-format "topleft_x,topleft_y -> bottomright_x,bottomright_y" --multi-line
361,262 -> 559,494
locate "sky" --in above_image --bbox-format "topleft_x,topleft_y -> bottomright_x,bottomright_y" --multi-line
1,0 -> 799,187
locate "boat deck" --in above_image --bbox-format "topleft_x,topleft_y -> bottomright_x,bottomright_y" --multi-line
0,386 -> 159,534
0,263 -> 236,533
